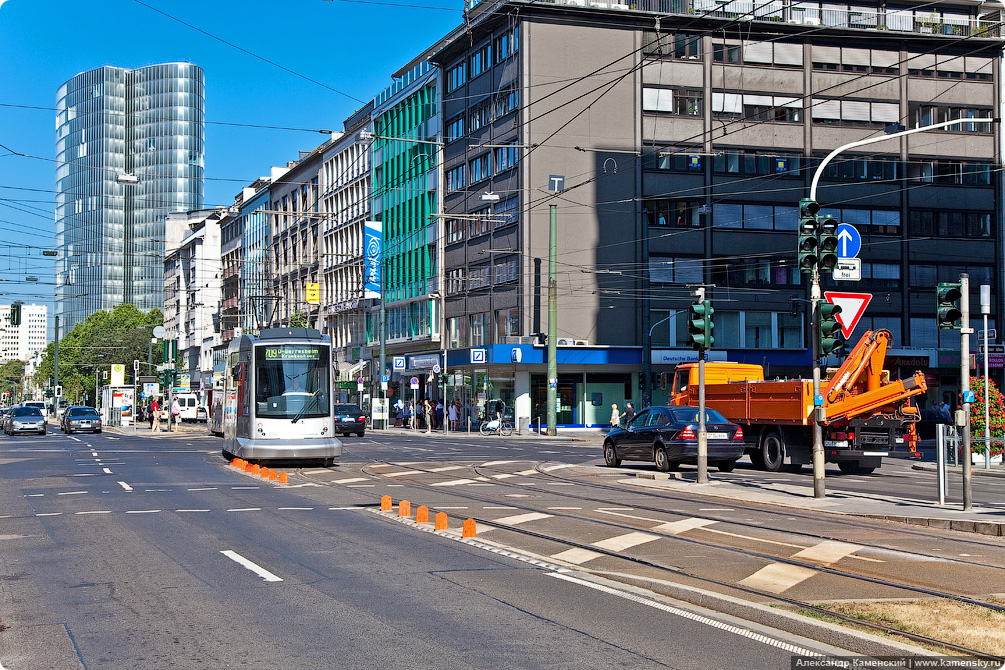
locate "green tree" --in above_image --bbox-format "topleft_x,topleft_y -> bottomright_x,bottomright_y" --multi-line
34,304 -> 163,404
970,376 -> 1004,457
0,359 -> 25,403
289,310 -> 308,328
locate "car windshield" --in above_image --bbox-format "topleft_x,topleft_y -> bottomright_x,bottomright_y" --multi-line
69,408 -> 99,417
669,407 -> 728,424
333,405 -> 363,415
12,407 -> 42,417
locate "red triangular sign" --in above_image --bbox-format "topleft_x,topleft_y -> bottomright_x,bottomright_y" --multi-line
824,292 -> 872,339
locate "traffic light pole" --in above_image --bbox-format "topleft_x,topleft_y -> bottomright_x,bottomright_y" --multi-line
695,287 -> 708,484
546,204 -> 558,436
960,273 -> 973,511
810,268 -> 825,499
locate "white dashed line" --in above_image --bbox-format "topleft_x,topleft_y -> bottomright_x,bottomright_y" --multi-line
332,478 -> 369,484
36,512 -> 62,517
118,481 -> 133,492
430,479 -> 477,487
125,510 -> 161,514
76,511 -> 111,515
176,509 -> 210,513
58,491 -> 88,496
102,468 -> 112,474
277,507 -> 313,511
25,494 -> 43,497
220,550 -> 283,582
232,486 -> 259,490
227,508 -> 261,512
188,487 -> 217,491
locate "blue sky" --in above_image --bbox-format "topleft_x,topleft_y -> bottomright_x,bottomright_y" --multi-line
0,0 -> 460,311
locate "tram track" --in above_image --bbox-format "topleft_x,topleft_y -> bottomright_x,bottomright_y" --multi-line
293,455 -> 1005,661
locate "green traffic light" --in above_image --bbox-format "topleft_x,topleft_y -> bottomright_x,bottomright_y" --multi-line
936,282 -> 962,329
817,215 -> 839,272
818,302 -> 845,355
688,300 -> 714,350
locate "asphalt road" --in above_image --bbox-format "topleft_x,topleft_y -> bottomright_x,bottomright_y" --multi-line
0,424 -> 848,669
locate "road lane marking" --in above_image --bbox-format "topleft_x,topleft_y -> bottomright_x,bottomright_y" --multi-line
347,484 -> 374,488
792,540 -> 864,565
427,465 -> 465,472
491,512 -> 553,526
76,511 -> 111,515
176,509 -> 210,512
593,531 -> 660,552
231,486 -> 259,490
549,573 -> 821,657
91,452 -> 98,456
540,464 -> 574,472
220,550 -> 283,582
58,491 -> 88,496
332,477 -> 369,484
102,468 -> 112,474
118,482 -> 133,492
652,518 -> 718,535
125,510 -> 161,514
699,508 -> 734,511
188,487 -> 217,491
551,547 -> 604,564
228,508 -> 261,512
483,506 -> 517,510
36,513 -> 62,517
26,494 -> 43,497
430,479 -> 477,487
739,563 -> 818,594
278,507 -> 313,511
547,507 -> 582,510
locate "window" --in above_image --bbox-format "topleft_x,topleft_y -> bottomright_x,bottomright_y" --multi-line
446,165 -> 466,192
675,91 -> 702,116
447,268 -> 465,294
495,196 -> 519,227
821,155 -> 899,182
470,43 -> 491,78
469,101 -> 491,132
909,103 -> 993,132
493,256 -> 519,284
713,258 -> 800,287
470,312 -> 490,346
469,154 -> 491,183
907,159 -> 992,186
446,61 -> 466,92
643,32 -> 702,59
469,206 -> 491,237
713,150 -> 801,176
644,200 -> 702,228
713,42 -> 741,63
446,115 -> 465,142
648,257 -> 703,284
495,84 -> 519,118
447,317 -> 465,348
494,26 -> 518,62
909,210 -> 991,238
468,267 -> 490,291
812,99 -> 899,126
447,218 -> 465,244
642,88 -> 701,116
494,142 -> 520,173
497,308 -> 520,339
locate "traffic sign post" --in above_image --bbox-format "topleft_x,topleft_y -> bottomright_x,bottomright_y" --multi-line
836,223 -> 861,259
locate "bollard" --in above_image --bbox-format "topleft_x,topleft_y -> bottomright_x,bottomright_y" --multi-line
434,512 -> 448,530
462,518 -> 476,538
380,495 -> 392,511
260,467 -> 270,479
268,470 -> 278,481
231,458 -> 240,467
278,472 -> 288,484
249,464 -> 260,474
398,500 -> 411,517
416,506 -> 429,523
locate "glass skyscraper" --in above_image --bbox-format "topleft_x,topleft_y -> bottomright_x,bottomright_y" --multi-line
55,63 -> 205,329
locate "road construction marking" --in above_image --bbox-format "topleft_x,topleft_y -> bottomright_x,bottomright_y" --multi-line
220,550 -> 282,582
430,479 -> 477,487
739,563 -> 819,593
652,518 -> 718,535
58,491 -> 88,496
593,531 -> 660,552
332,477 -> 368,484
118,482 -> 133,492
102,468 -> 112,474
792,540 -> 864,565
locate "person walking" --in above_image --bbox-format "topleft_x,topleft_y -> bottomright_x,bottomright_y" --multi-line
170,397 -> 181,432
448,399 -> 459,431
150,398 -> 160,432
435,400 -> 444,431
423,399 -> 433,434
623,401 -> 636,425
610,403 -> 621,430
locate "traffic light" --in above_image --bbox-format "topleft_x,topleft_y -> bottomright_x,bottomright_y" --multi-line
818,302 -> 845,356
659,372 -> 668,391
797,198 -> 819,273
687,300 -> 714,350
817,214 -> 840,273
9,302 -> 21,327
936,282 -> 962,329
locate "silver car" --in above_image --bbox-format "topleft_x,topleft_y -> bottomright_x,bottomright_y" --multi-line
6,407 -> 46,435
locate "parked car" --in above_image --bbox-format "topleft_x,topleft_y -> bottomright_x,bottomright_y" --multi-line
6,406 -> 46,436
195,406 -> 208,422
0,407 -> 12,431
62,406 -> 102,434
332,403 -> 367,437
603,405 -> 745,472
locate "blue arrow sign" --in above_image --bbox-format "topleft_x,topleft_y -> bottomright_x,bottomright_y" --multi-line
837,223 -> 861,259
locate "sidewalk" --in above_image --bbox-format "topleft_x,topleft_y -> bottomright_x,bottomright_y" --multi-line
107,421 -> 209,436
376,424 -> 607,441
619,467 -> 1005,536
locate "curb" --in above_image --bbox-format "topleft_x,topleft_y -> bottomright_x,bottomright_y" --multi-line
912,463 -> 1005,479
860,514 -> 1005,536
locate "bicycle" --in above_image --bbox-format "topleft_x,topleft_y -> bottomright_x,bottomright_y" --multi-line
479,416 -> 513,436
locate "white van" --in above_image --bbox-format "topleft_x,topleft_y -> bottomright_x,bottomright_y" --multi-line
174,394 -> 207,422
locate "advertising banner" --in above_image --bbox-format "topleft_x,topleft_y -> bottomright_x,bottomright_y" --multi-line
363,220 -> 382,299
111,364 -> 125,387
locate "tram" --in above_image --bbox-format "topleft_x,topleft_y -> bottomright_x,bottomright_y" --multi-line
222,328 -> 342,465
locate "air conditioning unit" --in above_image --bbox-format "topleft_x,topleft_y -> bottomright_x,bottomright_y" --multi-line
557,338 -> 573,346
574,340 -> 590,346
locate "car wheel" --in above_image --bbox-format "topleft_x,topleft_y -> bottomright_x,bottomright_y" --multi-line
603,441 -> 621,467
717,459 -> 737,473
341,432 -> 349,437
95,429 -> 101,434
357,431 -> 365,438
655,445 -> 671,472
759,432 -> 785,472
40,430 -> 46,436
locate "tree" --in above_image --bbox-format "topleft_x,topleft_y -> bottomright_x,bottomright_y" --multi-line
289,310 -> 308,328
970,376 -> 1004,457
33,305 -> 163,404
0,359 -> 25,402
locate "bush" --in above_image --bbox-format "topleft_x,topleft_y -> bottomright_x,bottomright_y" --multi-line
970,376 -> 1005,456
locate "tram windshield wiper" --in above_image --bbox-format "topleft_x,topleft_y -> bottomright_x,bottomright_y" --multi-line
291,393 -> 319,424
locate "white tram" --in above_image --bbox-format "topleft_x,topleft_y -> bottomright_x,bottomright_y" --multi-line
223,328 -> 342,465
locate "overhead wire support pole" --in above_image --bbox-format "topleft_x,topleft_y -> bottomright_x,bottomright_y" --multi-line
961,273 -> 973,511
695,287 -> 708,485
811,265 -> 825,499
547,204 -> 558,437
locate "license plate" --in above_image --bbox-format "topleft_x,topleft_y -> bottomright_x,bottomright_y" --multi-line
707,432 -> 727,440
80,422 -> 91,428
824,440 -> 849,448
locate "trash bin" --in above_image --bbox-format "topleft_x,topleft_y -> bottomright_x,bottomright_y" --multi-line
518,416 -> 530,435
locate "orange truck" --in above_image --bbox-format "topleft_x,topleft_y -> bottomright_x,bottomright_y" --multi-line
669,330 -> 926,474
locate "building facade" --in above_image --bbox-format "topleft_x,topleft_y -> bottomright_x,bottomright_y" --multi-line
430,0 -> 1003,427
0,304 -> 48,364
55,63 -> 205,330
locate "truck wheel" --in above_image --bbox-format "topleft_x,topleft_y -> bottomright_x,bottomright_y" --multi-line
759,432 -> 785,472
838,462 -> 875,475
604,442 -> 621,467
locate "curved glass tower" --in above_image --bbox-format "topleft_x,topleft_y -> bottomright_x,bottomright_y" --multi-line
55,63 -> 204,329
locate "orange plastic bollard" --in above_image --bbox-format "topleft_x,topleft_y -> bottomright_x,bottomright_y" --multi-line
231,458 -> 240,467
380,495 -> 392,511
245,463 -> 254,473
250,464 -> 260,475
462,518 -> 477,538
278,472 -> 288,484
268,470 -> 278,481
434,512 -> 448,530
416,506 -> 429,523
260,467 -> 270,479
398,500 -> 411,518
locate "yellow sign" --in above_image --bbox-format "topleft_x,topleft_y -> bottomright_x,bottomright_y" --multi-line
306,282 -> 320,304
111,364 -> 125,387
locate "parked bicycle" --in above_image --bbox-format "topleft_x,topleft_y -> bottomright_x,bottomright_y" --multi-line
479,416 -> 513,436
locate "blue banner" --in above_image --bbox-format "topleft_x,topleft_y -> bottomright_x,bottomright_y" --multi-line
363,220 -> 382,299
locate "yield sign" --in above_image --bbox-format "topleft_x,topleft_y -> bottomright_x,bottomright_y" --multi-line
824,292 -> 872,339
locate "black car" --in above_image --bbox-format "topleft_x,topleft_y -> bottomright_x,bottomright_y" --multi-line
603,405 -> 745,472
6,406 -> 46,436
62,406 -> 102,434
332,404 -> 366,437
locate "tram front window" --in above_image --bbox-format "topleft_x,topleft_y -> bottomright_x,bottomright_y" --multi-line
255,344 -> 330,419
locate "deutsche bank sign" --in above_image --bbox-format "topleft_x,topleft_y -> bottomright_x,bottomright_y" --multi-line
363,220 -> 382,299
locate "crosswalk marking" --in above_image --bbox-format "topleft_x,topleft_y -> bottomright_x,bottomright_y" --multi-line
739,563 -> 818,594
551,547 -> 604,565
381,471 -> 413,477
492,512 -> 553,526
427,465 -> 465,472
792,540 -> 863,565
514,469 -> 538,476
592,531 -> 660,552
652,518 -> 717,535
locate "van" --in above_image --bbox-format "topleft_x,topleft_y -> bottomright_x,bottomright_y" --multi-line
174,394 -> 206,422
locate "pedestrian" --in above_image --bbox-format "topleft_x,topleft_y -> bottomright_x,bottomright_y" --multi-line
449,399 -> 459,431
623,401 -> 635,425
150,398 -> 160,432
423,399 -> 433,434
170,397 -> 181,432
494,398 -> 504,421
610,403 -> 621,430
408,401 -> 416,430
435,400 -> 444,430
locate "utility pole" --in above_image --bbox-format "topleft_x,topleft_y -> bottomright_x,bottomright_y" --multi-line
694,287 -> 708,484
980,284 -> 991,470
546,204 -> 558,436
961,273 -> 973,511
54,316 -> 59,418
